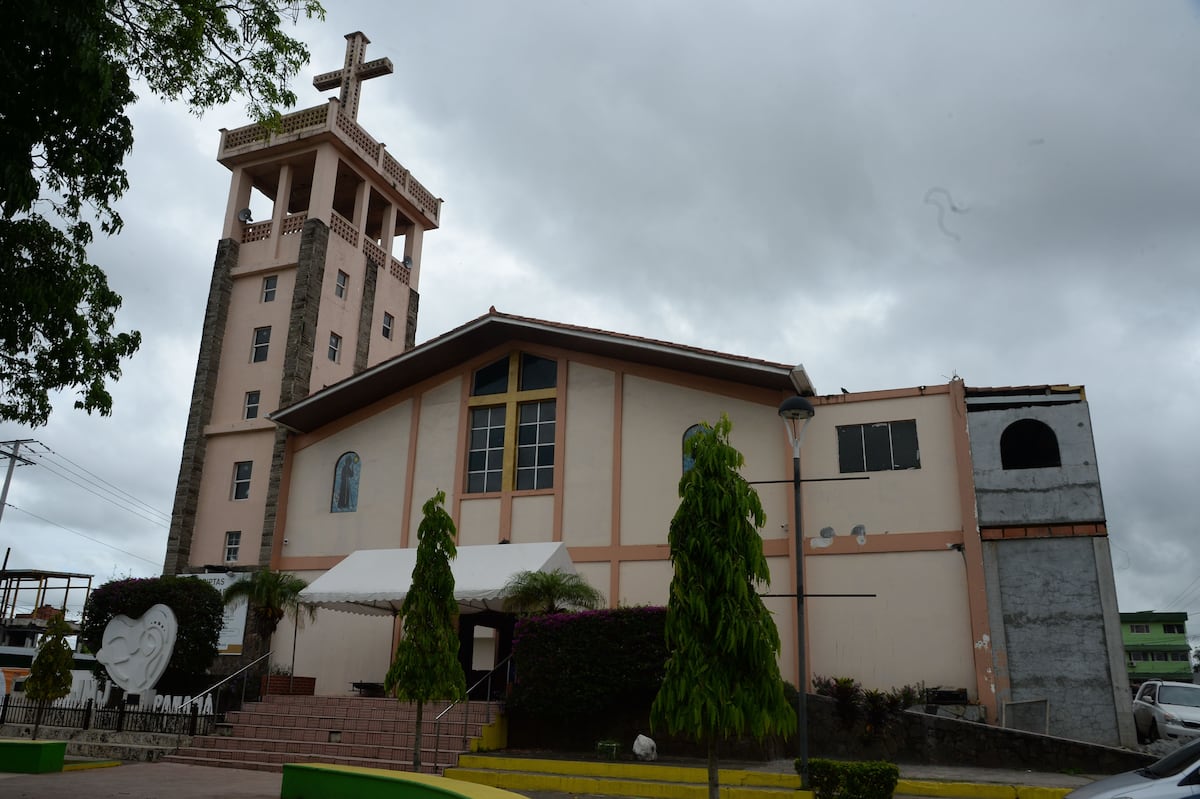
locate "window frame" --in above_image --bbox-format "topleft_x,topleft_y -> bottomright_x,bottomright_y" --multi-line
1164,623 -> 1186,635
244,390 -> 261,420
224,531 -> 241,563
837,419 -> 920,474
261,275 -> 278,302
382,311 -> 395,340
1130,623 -> 1151,634
251,326 -> 271,363
464,352 -> 558,494
328,332 -> 342,362
335,270 -> 349,299
232,461 -> 253,500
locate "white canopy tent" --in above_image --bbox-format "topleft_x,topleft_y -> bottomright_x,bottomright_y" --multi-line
297,541 -> 578,616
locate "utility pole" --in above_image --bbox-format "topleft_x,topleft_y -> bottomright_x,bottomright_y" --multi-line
0,439 -> 35,530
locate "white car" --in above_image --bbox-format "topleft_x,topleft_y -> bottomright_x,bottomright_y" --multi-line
1133,680 -> 1200,744
1066,737 -> 1200,799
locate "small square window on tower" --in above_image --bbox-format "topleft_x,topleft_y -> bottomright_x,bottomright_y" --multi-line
335,270 -> 349,299
232,461 -> 252,500
328,332 -> 342,362
382,312 -> 395,340
252,326 -> 271,363
261,275 -> 278,302
224,531 -> 241,563
244,390 -> 261,420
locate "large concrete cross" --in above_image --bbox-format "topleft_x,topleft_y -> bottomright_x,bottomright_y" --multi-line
313,31 -> 394,121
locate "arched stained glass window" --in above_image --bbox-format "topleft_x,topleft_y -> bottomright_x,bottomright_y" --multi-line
331,452 -> 361,512
682,424 -> 705,473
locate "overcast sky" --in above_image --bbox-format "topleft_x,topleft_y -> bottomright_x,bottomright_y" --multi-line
2,2 -> 1198,632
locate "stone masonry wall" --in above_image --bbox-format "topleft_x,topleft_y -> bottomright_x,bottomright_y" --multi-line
164,238 -> 238,575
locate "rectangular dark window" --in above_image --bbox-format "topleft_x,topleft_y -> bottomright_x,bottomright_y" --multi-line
467,406 -> 506,493
252,326 -> 271,363
518,353 -> 557,391
1129,652 -> 1148,662
244,390 -> 261,420
516,400 -> 555,490
382,312 -> 395,340
1164,623 -> 1186,635
224,531 -> 241,563
837,420 -> 920,473
1130,623 -> 1150,634
328,332 -> 342,362
1171,652 -> 1190,661
335,270 -> 349,299
232,461 -> 252,500
1153,652 -> 1170,662
261,275 -> 277,302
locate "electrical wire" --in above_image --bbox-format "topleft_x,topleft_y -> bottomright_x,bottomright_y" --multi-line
3,503 -> 161,567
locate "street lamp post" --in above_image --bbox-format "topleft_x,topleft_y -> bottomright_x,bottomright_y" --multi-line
778,395 -> 815,790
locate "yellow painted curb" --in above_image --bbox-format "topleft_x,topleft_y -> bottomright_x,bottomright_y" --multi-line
63,760 -> 122,772
896,781 -> 1071,799
446,767 -> 812,799
455,756 -> 800,787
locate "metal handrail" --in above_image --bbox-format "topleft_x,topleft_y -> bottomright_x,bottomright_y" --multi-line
432,653 -> 513,773
178,650 -> 272,710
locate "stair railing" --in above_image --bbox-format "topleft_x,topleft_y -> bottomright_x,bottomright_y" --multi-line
178,650 -> 273,713
432,653 -> 513,773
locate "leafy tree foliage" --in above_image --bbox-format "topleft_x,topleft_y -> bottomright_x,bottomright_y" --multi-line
385,491 -> 466,771
81,575 -> 223,686
25,616 -> 76,738
503,568 -> 604,615
0,0 -> 323,426
222,568 -> 315,640
651,414 -> 796,799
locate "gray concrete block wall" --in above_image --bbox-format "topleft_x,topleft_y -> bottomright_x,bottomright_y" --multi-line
985,537 -> 1123,746
968,403 -> 1104,526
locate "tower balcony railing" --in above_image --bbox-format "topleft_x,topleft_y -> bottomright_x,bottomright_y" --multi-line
219,98 -> 441,227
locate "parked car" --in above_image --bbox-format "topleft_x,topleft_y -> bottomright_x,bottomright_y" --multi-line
1066,737 -> 1200,799
1133,680 -> 1200,744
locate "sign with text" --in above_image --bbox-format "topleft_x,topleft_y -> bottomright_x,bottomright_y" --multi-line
192,573 -> 247,655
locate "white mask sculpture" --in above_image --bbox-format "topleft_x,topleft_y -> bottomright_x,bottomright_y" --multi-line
96,603 -> 178,695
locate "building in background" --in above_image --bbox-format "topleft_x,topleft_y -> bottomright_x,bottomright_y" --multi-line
163,31 -> 1136,749
1121,611 -> 1191,687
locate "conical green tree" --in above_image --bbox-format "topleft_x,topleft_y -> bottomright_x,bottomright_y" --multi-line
651,414 -> 796,799
25,616 -> 76,739
385,490 -> 466,771
502,569 -> 603,614
222,569 -> 315,640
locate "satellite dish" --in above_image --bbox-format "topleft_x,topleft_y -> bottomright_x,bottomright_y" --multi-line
236,208 -> 253,223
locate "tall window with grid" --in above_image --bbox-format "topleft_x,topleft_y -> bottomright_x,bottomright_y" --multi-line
464,352 -> 558,493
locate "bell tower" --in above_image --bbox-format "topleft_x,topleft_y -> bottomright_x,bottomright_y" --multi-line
165,32 -> 441,575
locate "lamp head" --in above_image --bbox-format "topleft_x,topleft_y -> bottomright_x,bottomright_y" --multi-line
778,395 -> 815,449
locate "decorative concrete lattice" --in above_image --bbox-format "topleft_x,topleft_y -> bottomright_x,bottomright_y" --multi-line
223,105 -> 329,150
241,221 -> 272,243
281,213 -> 308,236
362,238 -> 387,267
336,112 -> 381,161
388,257 -> 411,286
330,212 -> 359,246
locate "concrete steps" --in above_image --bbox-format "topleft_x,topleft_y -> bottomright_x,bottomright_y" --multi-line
163,694 -> 500,774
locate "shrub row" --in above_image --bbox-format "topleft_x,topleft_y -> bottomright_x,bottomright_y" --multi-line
804,758 -> 899,799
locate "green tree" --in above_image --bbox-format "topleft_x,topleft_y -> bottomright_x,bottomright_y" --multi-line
81,575 -> 223,689
0,0 -> 323,427
502,569 -> 604,615
222,569 -> 315,640
650,415 -> 796,799
25,616 -> 76,739
385,491 -> 466,771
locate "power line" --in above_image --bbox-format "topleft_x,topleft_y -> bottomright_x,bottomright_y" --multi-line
28,442 -> 171,524
3,502 -> 161,568
26,456 -> 169,529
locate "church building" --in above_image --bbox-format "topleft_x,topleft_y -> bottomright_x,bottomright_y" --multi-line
165,32 -> 1135,749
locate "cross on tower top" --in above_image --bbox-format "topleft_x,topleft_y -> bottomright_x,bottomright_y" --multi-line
313,31 -> 393,121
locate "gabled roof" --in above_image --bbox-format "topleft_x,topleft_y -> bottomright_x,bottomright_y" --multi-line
271,309 -> 811,433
